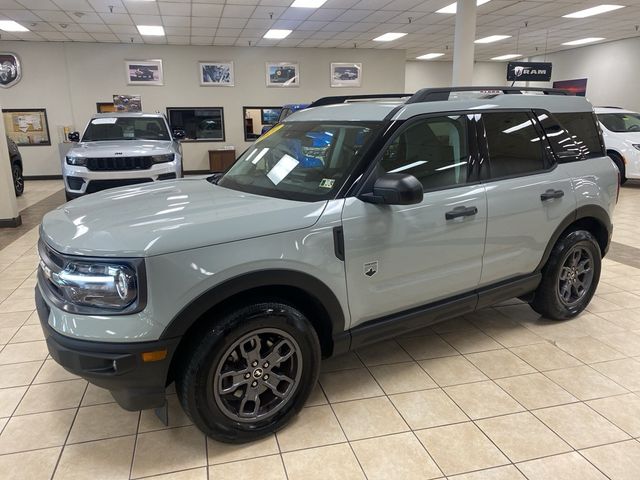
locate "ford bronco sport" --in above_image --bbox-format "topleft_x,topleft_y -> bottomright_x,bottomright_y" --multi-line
36,87 -> 617,443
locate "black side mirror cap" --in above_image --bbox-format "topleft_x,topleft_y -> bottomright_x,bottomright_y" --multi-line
359,173 -> 424,205
68,131 -> 80,142
172,128 -> 186,140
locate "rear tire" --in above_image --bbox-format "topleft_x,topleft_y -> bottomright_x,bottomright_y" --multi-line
530,230 -> 601,320
609,151 -> 627,185
176,301 -> 321,443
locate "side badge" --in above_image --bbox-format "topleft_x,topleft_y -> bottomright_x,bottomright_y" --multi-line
363,261 -> 378,277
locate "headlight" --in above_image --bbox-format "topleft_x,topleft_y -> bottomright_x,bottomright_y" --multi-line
150,153 -> 175,164
38,241 -> 145,314
66,156 -> 86,166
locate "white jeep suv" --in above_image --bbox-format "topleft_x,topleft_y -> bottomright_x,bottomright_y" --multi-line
64,113 -> 184,200
595,107 -> 640,184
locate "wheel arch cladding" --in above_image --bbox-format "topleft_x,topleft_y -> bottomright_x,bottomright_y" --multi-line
162,270 -> 344,367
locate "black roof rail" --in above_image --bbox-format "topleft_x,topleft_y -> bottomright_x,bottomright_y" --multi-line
309,93 -> 412,108
406,86 -> 569,103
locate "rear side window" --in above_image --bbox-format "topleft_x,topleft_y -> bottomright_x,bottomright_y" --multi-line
483,112 -> 546,178
554,112 -> 604,158
535,112 -> 584,162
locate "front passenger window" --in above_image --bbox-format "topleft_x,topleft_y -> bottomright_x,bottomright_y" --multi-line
380,116 -> 469,190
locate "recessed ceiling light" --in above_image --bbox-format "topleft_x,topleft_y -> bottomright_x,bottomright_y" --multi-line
263,29 -> 292,39
137,25 -> 164,36
491,54 -> 522,61
562,37 -> 605,45
0,20 -> 29,32
563,4 -> 624,18
437,0 -> 491,14
291,0 -> 327,7
416,53 -> 445,60
373,32 -> 407,42
475,35 -> 511,44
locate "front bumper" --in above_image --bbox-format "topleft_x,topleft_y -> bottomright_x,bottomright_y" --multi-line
36,286 -> 180,411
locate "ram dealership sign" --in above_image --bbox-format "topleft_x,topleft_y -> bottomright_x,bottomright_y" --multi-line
507,62 -> 552,82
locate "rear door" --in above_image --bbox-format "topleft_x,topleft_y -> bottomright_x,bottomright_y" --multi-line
479,110 -> 577,286
341,114 -> 488,327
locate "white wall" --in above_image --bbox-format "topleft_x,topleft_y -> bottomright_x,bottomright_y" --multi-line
0,42 -> 406,175
405,60 -> 508,92
529,37 -> 640,111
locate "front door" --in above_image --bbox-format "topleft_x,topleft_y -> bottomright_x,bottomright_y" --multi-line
341,114 -> 488,327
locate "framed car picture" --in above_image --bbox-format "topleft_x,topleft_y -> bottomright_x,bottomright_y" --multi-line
2,108 -> 51,146
331,63 -> 362,87
200,61 -> 234,87
125,59 -> 163,86
266,62 -> 299,87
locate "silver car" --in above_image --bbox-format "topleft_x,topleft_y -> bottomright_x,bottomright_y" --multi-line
64,113 -> 183,201
37,87 -> 618,443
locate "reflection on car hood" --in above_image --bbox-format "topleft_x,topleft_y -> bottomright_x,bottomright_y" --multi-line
41,179 -> 327,257
68,140 -> 173,158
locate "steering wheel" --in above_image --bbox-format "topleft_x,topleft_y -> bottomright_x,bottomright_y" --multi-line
628,124 -> 640,132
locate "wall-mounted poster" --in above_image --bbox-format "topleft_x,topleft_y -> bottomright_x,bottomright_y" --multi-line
125,60 -> 163,86
2,108 -> 51,146
0,52 -> 21,88
331,63 -> 362,87
113,94 -> 142,112
553,78 -> 588,97
200,62 -> 234,86
266,62 -> 299,87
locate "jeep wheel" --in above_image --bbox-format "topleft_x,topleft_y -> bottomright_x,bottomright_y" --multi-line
176,301 -> 321,443
12,163 -> 23,197
530,230 -> 601,320
609,152 -> 627,185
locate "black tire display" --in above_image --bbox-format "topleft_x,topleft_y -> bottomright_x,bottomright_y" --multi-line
530,229 -> 601,320
176,301 -> 321,443
11,163 -> 23,196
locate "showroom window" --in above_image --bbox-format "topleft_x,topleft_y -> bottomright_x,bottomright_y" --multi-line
554,112 -> 605,158
166,107 -> 224,141
483,112 -> 546,179
380,115 -> 469,191
243,106 -> 282,141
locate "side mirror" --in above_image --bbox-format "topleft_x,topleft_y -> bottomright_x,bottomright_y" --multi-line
68,131 -> 80,142
359,173 -> 423,205
172,128 -> 185,140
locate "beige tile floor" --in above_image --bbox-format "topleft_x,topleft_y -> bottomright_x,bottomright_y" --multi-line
2,182 -> 640,479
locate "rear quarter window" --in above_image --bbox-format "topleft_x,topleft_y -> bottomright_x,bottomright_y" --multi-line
553,112 -> 604,159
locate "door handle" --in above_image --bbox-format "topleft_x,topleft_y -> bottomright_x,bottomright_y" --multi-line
540,189 -> 564,201
445,206 -> 478,220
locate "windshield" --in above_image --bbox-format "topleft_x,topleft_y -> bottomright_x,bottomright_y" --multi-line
82,117 -> 170,141
218,121 -> 380,201
598,113 -> 640,133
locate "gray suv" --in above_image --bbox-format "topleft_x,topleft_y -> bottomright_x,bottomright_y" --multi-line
36,87 -> 618,443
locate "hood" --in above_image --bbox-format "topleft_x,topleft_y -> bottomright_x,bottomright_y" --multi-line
68,140 -> 173,158
41,179 -> 328,257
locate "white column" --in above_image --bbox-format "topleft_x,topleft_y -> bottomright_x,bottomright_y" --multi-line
0,106 -> 21,227
452,0 -> 477,86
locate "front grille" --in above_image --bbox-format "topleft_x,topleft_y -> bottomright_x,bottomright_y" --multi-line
86,178 -> 152,194
86,156 -> 153,171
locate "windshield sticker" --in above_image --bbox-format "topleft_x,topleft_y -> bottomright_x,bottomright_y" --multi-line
251,147 -> 270,164
91,118 -> 118,125
267,154 -> 299,185
319,178 -> 335,189
256,123 -> 283,142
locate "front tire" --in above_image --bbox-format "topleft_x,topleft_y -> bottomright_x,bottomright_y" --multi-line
530,230 -> 601,320
176,301 -> 321,443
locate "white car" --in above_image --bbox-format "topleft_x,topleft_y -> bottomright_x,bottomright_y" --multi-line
595,107 -> 640,184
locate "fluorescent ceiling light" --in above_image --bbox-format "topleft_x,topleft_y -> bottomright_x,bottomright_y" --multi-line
475,35 -> 511,44
373,32 -> 407,42
291,0 -> 327,7
563,4 -> 624,18
0,20 -> 29,32
416,53 -> 445,60
437,0 -> 491,14
263,29 -> 292,39
562,37 -> 605,45
491,54 -> 522,61
137,25 -> 164,36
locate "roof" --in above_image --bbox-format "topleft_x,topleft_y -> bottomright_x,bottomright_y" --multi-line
595,107 -> 637,114
285,94 -> 595,123
90,112 -> 165,119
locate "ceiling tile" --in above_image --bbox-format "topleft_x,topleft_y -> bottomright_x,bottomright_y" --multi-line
162,15 -> 190,26
191,16 -> 219,27
221,4 -> 255,17
192,3 -> 223,17
32,9 -> 74,21
52,0 -> 94,11
98,12 -> 132,24
124,1 -> 160,16
65,31 -> 95,40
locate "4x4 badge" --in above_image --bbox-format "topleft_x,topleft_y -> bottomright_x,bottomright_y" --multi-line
363,261 -> 378,277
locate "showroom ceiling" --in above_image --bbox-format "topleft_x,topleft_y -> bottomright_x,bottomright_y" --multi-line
0,0 -> 639,60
